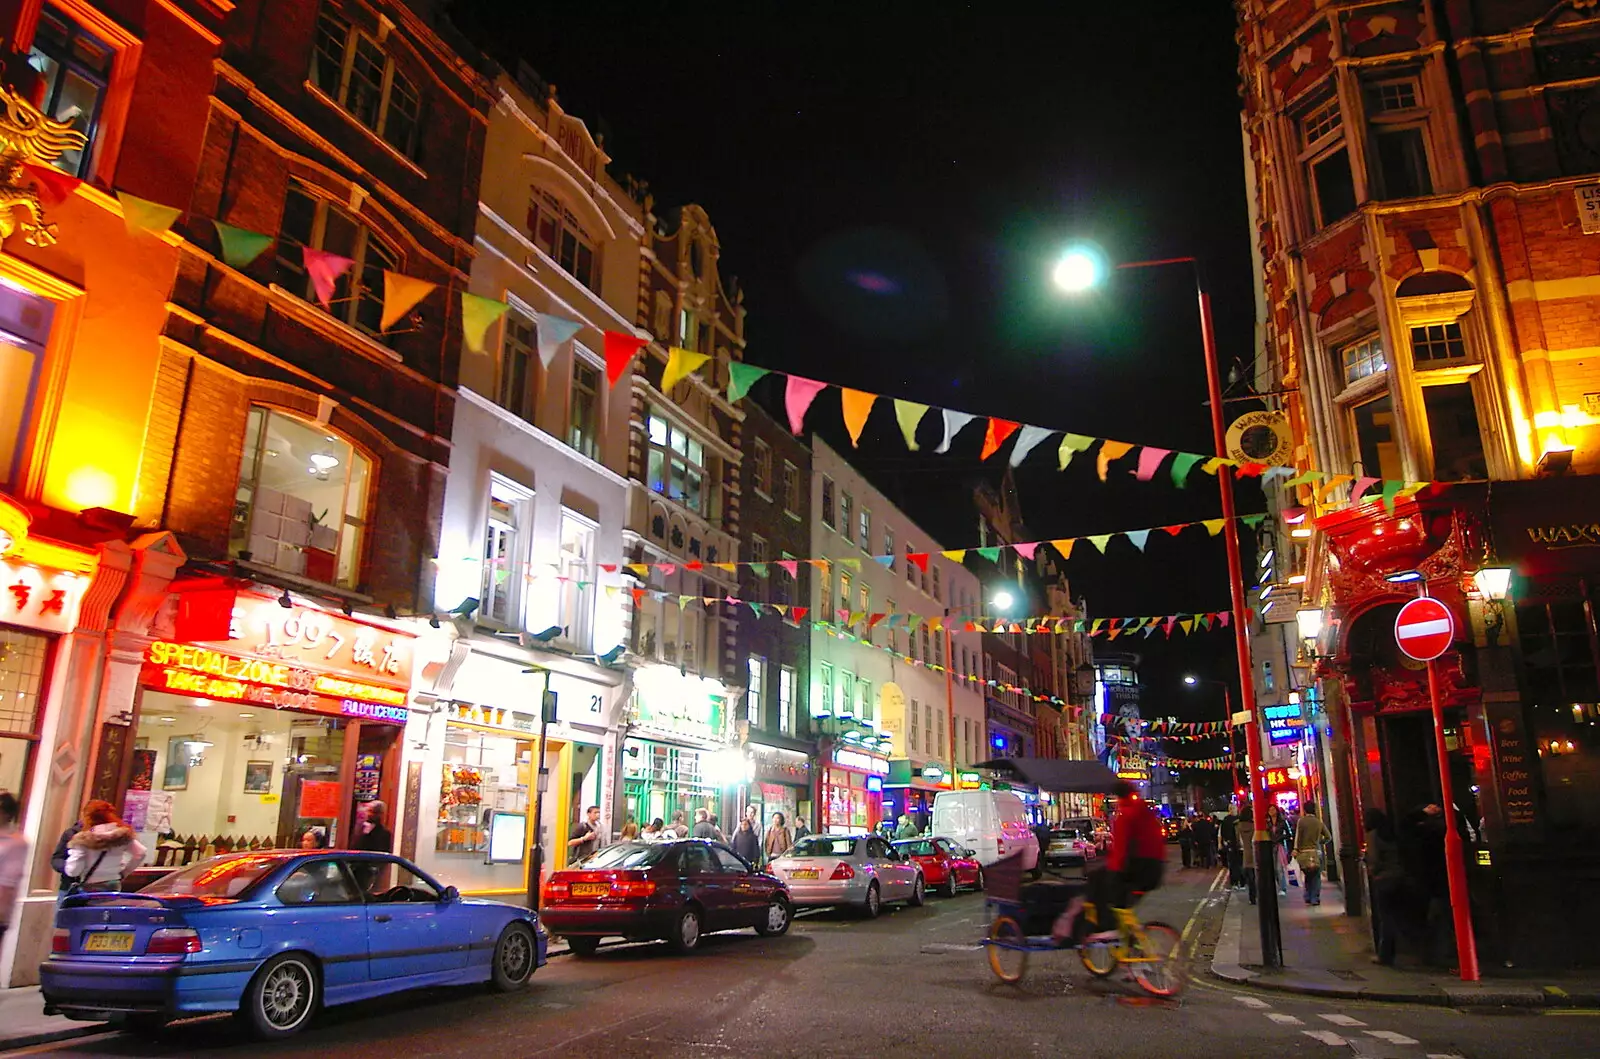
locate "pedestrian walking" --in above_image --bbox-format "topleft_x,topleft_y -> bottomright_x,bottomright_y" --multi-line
567,805 -> 603,862
691,807 -> 717,839
764,812 -> 793,861
1364,808 -> 1411,965
1193,814 -> 1217,869
354,800 -> 394,853
0,791 -> 27,946
1177,817 -> 1194,868
895,813 -> 919,839
1294,802 -> 1328,906
62,800 -> 146,896
1221,810 -> 1243,887
49,815 -> 83,894
1236,802 -> 1257,905
1269,806 -> 1290,894
732,815 -> 761,865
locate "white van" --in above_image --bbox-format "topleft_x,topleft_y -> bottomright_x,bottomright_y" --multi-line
932,790 -> 1039,871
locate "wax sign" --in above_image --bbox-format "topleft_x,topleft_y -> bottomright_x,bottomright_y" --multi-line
1395,596 -> 1455,662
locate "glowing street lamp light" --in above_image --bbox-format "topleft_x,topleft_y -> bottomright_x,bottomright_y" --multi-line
1473,565 -> 1512,601
1051,244 -> 1106,293
990,589 -> 1015,613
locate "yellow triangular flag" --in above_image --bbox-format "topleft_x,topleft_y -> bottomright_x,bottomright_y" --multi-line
1202,519 -> 1226,536
942,549 -> 967,562
460,293 -> 510,354
626,563 -> 650,578
662,346 -> 712,393
894,399 -> 929,450
1097,440 -> 1135,481
840,388 -> 877,446
380,271 -> 438,331
117,190 -> 181,238
1179,618 -> 1195,635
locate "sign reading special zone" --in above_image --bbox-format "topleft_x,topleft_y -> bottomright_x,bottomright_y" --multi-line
141,641 -> 409,724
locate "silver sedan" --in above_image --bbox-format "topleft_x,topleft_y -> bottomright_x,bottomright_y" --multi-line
768,833 -> 924,918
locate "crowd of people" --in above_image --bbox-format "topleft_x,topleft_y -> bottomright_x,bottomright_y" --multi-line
1177,801 -> 1331,907
614,804 -> 808,868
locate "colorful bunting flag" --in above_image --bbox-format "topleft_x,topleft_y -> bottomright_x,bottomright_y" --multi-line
1088,534 -> 1112,553
116,190 -> 181,237
726,362 -> 769,403
1014,542 -> 1038,560
974,546 -> 1001,564
907,552 -> 930,573
1351,476 -> 1381,503
302,247 -> 354,309
935,409 -> 978,454
1007,424 -> 1054,467
662,347 -> 712,393
1134,447 -> 1171,481
893,399 -> 930,450
840,388 -> 877,446
980,417 -> 1021,460
460,293 -> 511,354
1170,452 -> 1203,488
604,331 -> 649,386
379,271 -> 437,331
1097,440 -> 1135,481
22,161 -> 80,206
1058,433 -> 1095,471
1126,529 -> 1151,552
1051,539 -> 1073,561
212,220 -> 274,268
785,375 -> 828,434
535,313 -> 583,367
942,549 -> 967,563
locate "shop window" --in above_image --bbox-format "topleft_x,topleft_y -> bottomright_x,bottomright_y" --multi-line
782,461 -> 800,516
1422,383 -> 1488,481
1350,392 -> 1404,482
558,510 -> 596,651
1364,76 -> 1433,200
482,476 -> 530,627
0,628 -> 47,813
859,507 -> 870,550
0,285 -> 55,491
1338,334 -> 1386,388
1517,594 -> 1600,831
310,5 -> 422,158
779,665 -> 796,735
1299,95 -> 1356,228
645,409 -> 710,514
230,407 -> 371,588
1409,321 -> 1468,366
840,492 -> 852,540
751,439 -> 772,497
276,185 -> 400,338
746,655 -> 764,727
498,311 -> 536,421
569,357 -> 601,461
820,476 -> 835,528
26,4 -> 113,178
526,189 -> 598,291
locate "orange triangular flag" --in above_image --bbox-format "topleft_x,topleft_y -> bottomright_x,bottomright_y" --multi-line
980,418 -> 1021,460
380,271 -> 438,330
1097,440 -> 1135,481
840,388 -> 876,446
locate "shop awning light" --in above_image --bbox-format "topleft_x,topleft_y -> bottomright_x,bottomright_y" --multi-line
1287,573 -> 1306,585
1385,570 -> 1423,584
1259,549 -> 1275,569
1290,527 -> 1312,539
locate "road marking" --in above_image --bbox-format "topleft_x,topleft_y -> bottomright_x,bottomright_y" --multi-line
1426,1054 -> 1466,1059
1366,1030 -> 1419,1044
1265,1012 -> 1304,1025
1543,985 -> 1568,997
1545,1009 -> 1600,1016
1302,1030 -> 1348,1045
1319,1013 -> 1366,1026
1234,995 -> 1271,1009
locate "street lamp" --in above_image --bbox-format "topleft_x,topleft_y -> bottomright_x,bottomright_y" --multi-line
1055,248 -> 1282,967
1473,565 -> 1512,601
943,584 -> 1019,793
990,589 -> 1015,613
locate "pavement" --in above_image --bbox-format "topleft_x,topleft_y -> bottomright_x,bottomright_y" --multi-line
1209,873 -> 1600,1008
0,986 -> 104,1049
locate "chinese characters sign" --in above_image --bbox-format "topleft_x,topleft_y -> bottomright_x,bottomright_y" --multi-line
220,594 -> 413,687
0,559 -> 86,634
1264,701 -> 1306,746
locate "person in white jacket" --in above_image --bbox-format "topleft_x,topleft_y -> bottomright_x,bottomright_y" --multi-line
63,800 -> 146,893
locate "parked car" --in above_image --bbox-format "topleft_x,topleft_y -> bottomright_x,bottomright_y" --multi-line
541,840 -> 791,955
768,833 -> 925,917
40,851 -> 544,1040
1042,826 -> 1095,870
1162,818 -> 1181,842
930,790 -> 1040,871
892,836 -> 982,897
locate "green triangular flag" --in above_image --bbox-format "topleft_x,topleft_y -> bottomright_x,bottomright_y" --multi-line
1241,514 -> 1266,529
1170,452 -> 1203,488
1380,480 -> 1405,511
974,546 -> 1002,563
1058,433 -> 1096,471
894,399 -> 930,450
1087,534 -> 1113,553
460,292 -> 511,354
118,190 -> 182,237
727,362 -> 770,403
213,220 -> 273,268
749,562 -> 769,578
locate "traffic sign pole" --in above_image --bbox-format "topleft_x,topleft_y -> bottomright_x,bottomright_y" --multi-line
1427,656 -> 1480,981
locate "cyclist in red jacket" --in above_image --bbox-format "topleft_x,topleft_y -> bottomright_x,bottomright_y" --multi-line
1053,781 -> 1167,943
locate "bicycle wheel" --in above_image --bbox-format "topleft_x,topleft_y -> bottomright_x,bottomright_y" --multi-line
1078,904 -> 1118,977
986,915 -> 1028,984
1128,921 -> 1184,997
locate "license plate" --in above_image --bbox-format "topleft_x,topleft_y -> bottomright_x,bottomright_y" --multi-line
570,883 -> 609,897
84,932 -> 134,953
789,868 -> 819,880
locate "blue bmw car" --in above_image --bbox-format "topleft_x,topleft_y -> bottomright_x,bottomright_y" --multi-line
40,850 -> 545,1039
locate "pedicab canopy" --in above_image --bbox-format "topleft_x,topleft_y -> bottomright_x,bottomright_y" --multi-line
972,758 -> 1120,794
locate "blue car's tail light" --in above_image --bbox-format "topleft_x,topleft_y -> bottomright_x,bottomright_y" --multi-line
147,928 -> 202,955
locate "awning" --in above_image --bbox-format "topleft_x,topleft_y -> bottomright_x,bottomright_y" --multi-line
973,758 -> 1119,794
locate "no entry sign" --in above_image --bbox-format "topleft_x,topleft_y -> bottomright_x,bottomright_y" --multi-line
1395,596 -> 1455,662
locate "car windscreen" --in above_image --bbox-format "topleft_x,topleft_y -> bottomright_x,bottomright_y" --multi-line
894,839 -> 935,856
140,855 -> 282,899
580,843 -> 668,870
1050,829 -> 1082,841
789,837 -> 857,858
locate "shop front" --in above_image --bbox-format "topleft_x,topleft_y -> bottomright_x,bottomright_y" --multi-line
744,740 -> 813,835
122,589 -> 416,867
404,644 -> 621,901
622,664 -> 734,831
820,743 -> 888,834
883,760 -> 951,832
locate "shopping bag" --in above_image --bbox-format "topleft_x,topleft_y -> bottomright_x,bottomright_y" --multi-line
1287,857 -> 1300,887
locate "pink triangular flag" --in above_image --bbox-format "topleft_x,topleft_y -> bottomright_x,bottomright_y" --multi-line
1351,476 -> 1381,503
785,375 -> 828,434
1133,446 -> 1172,481
1014,542 -> 1039,560
302,247 -> 354,309
776,559 -> 799,579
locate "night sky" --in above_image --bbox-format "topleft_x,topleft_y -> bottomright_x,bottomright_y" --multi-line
449,3 -> 1263,726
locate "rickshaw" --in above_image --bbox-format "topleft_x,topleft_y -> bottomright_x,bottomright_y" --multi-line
973,758 -> 1184,998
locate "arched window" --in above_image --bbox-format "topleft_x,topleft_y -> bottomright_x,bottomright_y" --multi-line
230,408 -> 371,589
526,188 -> 599,291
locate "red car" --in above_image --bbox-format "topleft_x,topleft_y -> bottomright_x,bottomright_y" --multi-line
892,837 -> 983,898
542,840 -> 792,955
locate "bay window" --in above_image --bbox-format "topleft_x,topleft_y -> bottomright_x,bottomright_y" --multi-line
230,407 -> 370,588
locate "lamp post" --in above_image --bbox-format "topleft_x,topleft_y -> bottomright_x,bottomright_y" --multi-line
946,589 -> 1015,785
1054,244 -> 1281,967
1183,674 -> 1240,793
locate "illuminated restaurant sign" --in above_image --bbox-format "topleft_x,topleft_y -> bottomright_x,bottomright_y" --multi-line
832,747 -> 890,775
1264,701 -> 1306,746
141,639 -> 410,723
0,557 -> 88,634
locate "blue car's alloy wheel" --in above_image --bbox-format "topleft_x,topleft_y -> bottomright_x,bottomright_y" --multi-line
491,924 -> 536,991
242,954 -> 318,1039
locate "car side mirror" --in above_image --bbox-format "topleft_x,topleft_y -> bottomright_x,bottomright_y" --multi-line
440,885 -> 459,903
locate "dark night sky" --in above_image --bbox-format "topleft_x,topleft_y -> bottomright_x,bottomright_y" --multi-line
449,2 -> 1264,725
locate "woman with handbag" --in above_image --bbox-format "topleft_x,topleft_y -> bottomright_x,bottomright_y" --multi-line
62,800 -> 146,898
1293,802 -> 1329,906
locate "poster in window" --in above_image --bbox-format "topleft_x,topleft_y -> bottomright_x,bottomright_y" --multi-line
298,779 -> 342,819
128,749 -> 157,792
162,737 -> 190,790
243,760 -> 273,794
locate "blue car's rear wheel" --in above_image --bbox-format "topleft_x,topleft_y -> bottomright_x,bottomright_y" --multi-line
241,953 -> 318,1040
491,923 -> 536,991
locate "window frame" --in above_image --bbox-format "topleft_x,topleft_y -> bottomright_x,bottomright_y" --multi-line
645,408 -> 712,514
276,184 -> 402,339
820,476 -> 835,528
497,309 -> 537,421
482,473 -> 532,629
568,350 -> 603,462
1363,73 -> 1434,201
1295,93 -> 1356,229
781,460 -> 800,516
309,5 -> 424,160
556,508 -> 598,651
751,439 -> 773,498
526,187 -> 599,292
746,654 -> 765,727
26,3 -> 113,180
778,664 -> 796,735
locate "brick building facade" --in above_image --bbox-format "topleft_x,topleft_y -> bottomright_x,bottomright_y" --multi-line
1238,0 -> 1600,968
